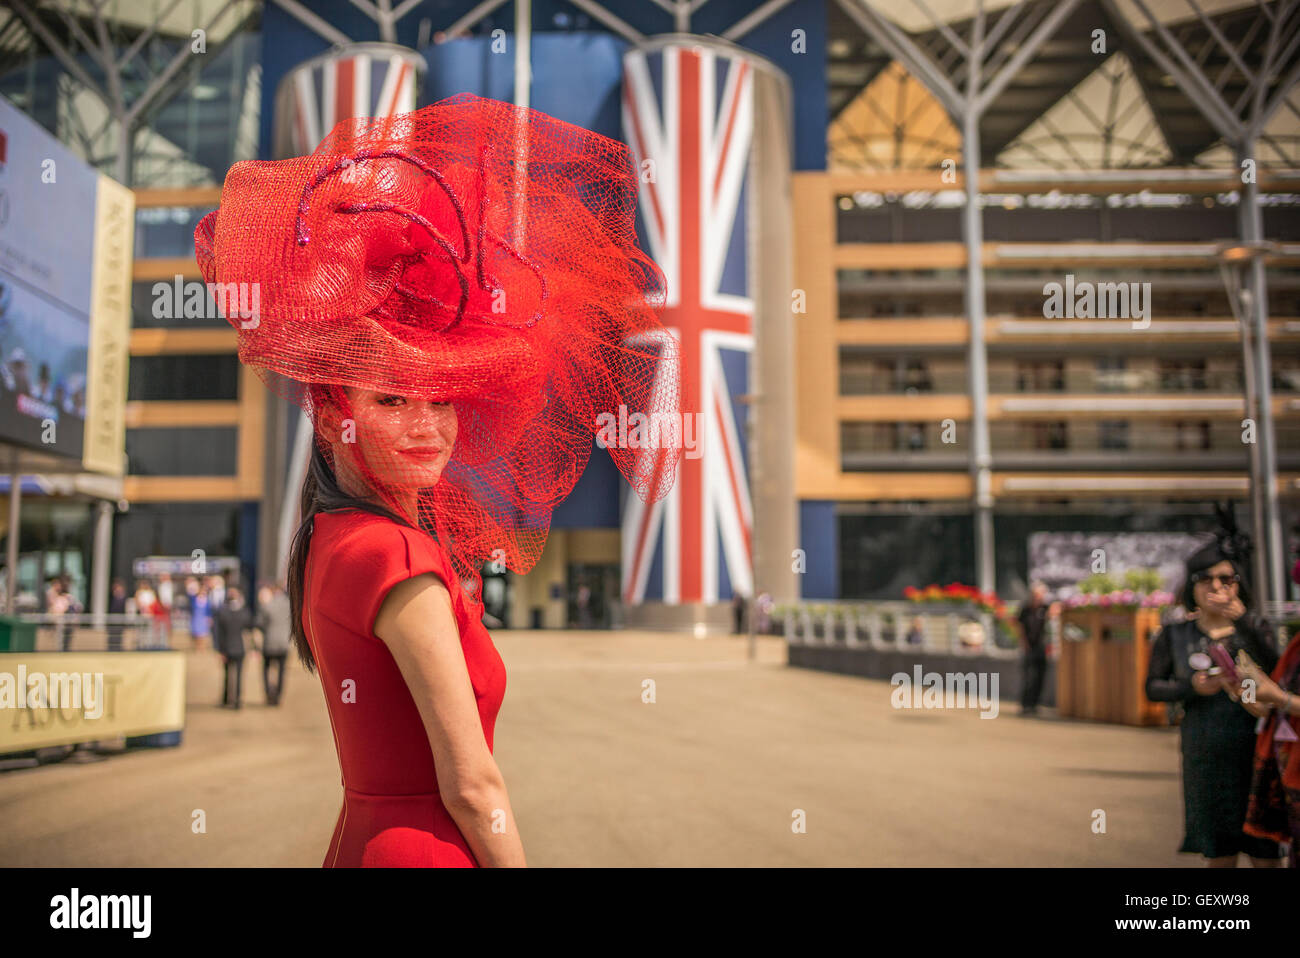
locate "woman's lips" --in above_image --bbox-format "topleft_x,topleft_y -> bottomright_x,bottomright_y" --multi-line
400,447 -> 443,460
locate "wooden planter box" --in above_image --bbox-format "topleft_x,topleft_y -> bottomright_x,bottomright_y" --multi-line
1057,606 -> 1167,726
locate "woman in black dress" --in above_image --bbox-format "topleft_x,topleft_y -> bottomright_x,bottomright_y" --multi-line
1144,521 -> 1283,866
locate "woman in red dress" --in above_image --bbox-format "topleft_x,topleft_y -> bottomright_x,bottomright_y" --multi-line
195,94 -> 681,866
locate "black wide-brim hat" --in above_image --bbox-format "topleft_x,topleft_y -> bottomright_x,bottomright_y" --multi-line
1181,504 -> 1253,611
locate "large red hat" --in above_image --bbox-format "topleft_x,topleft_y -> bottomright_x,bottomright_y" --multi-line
195,93 -> 682,608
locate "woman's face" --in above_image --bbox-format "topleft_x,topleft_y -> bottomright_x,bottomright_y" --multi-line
340,387 -> 458,489
1192,559 -> 1239,609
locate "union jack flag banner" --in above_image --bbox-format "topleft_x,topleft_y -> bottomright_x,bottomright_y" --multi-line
620,41 -> 756,606
272,43 -> 424,160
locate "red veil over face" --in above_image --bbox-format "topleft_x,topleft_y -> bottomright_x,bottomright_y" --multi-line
195,93 -> 682,611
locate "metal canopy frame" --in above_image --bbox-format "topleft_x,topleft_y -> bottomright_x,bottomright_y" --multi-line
9,0 -> 252,185
269,0 -> 799,48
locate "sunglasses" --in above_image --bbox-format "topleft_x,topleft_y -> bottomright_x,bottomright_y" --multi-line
1191,571 -> 1240,587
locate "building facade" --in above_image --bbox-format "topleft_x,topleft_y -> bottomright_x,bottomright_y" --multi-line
1,0 -> 1296,619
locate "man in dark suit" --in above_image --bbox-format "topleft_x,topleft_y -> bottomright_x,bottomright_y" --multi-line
213,585 -> 255,709
107,579 -> 128,651
1017,581 -> 1055,716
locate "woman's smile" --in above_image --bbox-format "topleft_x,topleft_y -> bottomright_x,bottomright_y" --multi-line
400,446 -> 445,460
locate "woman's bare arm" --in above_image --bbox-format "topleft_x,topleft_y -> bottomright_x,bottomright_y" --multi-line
374,573 -> 526,867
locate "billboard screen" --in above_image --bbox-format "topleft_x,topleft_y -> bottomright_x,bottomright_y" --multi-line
0,96 -> 131,474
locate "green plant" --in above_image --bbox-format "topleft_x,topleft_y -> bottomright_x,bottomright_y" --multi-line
1078,572 -> 1120,594
1122,568 -> 1163,593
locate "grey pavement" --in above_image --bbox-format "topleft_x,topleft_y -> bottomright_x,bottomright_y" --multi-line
0,630 -> 1187,866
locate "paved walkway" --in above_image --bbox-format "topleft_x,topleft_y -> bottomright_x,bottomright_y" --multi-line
0,631 -> 1187,866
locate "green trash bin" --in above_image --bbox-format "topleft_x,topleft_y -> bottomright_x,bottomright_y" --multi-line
0,615 -> 36,652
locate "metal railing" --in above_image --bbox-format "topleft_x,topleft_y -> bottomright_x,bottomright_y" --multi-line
18,613 -> 168,652
780,601 -> 1021,658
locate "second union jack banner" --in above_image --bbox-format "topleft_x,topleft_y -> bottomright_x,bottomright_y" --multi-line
272,43 -> 424,160
620,41 -> 756,606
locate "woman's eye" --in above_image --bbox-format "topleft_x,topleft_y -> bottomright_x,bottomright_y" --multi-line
377,395 -> 405,406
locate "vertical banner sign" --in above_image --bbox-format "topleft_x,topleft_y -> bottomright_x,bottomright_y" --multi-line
85,174 -> 134,477
269,44 -> 426,580
620,40 -> 757,606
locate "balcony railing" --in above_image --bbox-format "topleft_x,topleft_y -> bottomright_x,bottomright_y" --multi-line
837,368 -> 1300,395
841,419 -> 1300,470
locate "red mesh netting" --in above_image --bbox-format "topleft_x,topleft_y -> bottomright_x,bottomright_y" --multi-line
195,93 -> 682,612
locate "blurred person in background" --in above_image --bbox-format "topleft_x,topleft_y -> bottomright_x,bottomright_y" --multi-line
61,576 -> 83,637
1016,581 -> 1055,717
189,583 -> 213,651
8,348 -> 31,396
756,592 -> 774,634
134,579 -> 159,647
107,579 -> 127,651
575,583 -> 593,629
46,575 -> 71,652
213,585 -> 255,709
207,574 -> 226,611
1145,508 -> 1282,867
35,362 -> 52,403
255,581 -> 292,706
905,615 -> 925,646
147,579 -> 170,648
157,573 -> 174,638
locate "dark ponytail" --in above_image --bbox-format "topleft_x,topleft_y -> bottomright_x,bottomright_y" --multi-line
286,432 -> 417,673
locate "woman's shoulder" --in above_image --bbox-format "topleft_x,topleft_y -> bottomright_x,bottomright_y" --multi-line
309,510 -> 454,636
312,510 -> 450,583
322,508 -> 437,546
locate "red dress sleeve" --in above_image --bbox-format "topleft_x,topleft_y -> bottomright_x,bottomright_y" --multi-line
314,517 -> 451,638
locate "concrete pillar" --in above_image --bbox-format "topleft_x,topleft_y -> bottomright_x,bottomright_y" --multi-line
91,499 -> 114,618
962,110 -> 995,595
751,64 -> 798,605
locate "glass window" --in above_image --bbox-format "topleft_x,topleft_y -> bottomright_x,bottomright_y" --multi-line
1098,420 -> 1130,450
1015,360 -> 1066,392
1095,357 -> 1127,392
840,511 -> 976,600
112,501 -> 249,588
135,208 -> 211,260
1027,421 -> 1069,450
132,281 -> 230,329
128,354 -> 239,401
126,427 -> 238,476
